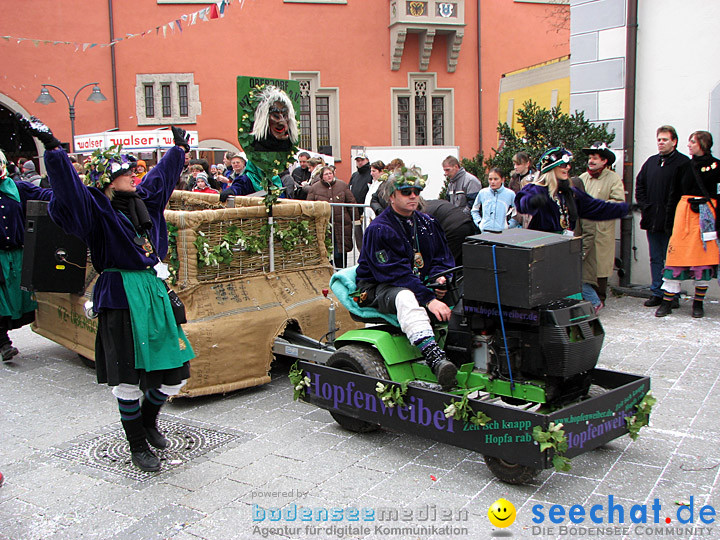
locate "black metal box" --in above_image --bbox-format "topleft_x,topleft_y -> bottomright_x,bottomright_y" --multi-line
21,200 -> 87,294
462,229 -> 582,308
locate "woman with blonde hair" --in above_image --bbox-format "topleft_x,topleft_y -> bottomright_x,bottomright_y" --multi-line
515,147 -> 628,234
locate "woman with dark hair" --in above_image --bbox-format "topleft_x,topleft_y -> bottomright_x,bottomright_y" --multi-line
18,115 -> 194,472
655,131 -> 720,318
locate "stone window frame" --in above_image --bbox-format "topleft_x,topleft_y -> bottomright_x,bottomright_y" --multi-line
391,72 -> 454,146
289,71 -> 341,159
135,73 -> 200,126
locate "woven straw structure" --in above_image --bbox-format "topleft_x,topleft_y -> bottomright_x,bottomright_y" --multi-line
165,194 -> 331,288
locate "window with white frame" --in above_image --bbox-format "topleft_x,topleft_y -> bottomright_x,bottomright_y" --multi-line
289,72 -> 340,158
392,74 -> 453,146
135,74 -> 200,126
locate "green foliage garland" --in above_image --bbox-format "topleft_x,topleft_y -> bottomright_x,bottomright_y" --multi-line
375,381 -> 408,408
166,223 -> 179,285
626,391 -> 656,441
443,392 -> 492,426
289,361 -> 311,401
194,220 -> 314,269
533,422 -> 571,472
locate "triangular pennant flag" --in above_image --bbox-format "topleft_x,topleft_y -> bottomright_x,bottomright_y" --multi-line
199,8 -> 209,21
162,25 -> 167,38
175,19 -> 182,32
218,1 -> 226,17
209,4 -> 219,18
190,12 -> 198,25
89,43 -> 97,49
32,39 -> 40,47
83,43 -> 91,51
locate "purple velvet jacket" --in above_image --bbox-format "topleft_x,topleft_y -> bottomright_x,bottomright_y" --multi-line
356,207 -> 455,306
45,146 -> 184,311
515,183 -> 629,232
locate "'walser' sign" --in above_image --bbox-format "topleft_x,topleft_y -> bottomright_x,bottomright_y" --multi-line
299,361 -> 650,469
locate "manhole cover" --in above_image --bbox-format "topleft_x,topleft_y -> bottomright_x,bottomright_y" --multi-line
53,416 -> 239,482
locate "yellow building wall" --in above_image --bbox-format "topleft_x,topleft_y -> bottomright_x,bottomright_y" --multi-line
498,57 -> 571,134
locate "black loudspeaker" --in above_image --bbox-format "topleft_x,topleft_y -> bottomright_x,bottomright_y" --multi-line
21,200 -> 87,294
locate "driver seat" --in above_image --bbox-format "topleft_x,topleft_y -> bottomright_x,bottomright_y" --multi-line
329,266 -> 400,327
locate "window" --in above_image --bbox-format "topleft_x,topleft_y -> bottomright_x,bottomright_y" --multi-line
178,84 -> 189,117
135,74 -> 200,126
289,72 -> 340,158
392,73 -> 453,146
161,85 -> 171,117
144,85 -> 155,117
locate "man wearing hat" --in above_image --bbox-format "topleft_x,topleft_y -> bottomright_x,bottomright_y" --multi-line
355,167 -> 458,390
21,160 -> 42,186
577,142 -> 626,304
349,152 -> 372,250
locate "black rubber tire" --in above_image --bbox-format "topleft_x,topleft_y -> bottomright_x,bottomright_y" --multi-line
326,344 -> 389,433
484,455 -> 541,485
78,354 -> 95,368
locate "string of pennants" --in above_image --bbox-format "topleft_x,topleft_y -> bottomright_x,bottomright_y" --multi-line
0,0 -> 243,52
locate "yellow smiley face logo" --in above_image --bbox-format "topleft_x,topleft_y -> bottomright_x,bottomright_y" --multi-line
488,498 -> 516,528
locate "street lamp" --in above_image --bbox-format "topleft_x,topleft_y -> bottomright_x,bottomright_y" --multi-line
35,82 -> 107,153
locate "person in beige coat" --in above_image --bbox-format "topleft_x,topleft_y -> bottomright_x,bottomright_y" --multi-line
576,143 -> 626,305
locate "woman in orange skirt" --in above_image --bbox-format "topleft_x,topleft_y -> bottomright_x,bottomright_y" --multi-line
656,131 -> 720,318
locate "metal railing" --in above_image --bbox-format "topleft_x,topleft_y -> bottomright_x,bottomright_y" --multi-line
329,202 -> 371,271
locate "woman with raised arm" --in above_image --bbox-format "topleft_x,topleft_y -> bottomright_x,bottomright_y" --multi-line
18,115 -> 194,472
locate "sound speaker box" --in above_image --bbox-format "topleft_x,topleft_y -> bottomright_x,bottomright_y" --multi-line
21,200 -> 87,294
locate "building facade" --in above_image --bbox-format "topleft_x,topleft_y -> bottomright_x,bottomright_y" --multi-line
1,0 -> 568,180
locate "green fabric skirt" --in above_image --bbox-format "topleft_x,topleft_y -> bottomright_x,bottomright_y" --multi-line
109,268 -> 194,372
0,248 -> 37,320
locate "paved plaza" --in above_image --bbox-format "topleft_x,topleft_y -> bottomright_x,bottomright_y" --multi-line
1,293 -> 719,540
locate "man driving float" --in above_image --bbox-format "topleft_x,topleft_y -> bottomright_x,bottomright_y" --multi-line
355,167 -> 458,390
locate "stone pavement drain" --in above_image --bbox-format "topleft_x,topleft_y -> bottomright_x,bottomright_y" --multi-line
52,416 -> 238,482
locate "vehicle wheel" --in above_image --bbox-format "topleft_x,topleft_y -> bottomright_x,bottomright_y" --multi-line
326,344 -> 389,433
78,354 -> 95,368
484,455 -> 541,485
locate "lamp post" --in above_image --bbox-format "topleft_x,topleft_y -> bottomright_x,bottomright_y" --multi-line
35,82 -> 107,153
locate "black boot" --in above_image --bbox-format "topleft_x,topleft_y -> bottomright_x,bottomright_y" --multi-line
121,417 -> 161,472
670,295 -> 680,310
422,343 -> 457,391
655,299 -> 673,317
142,394 -> 168,450
0,342 -> 18,362
692,300 -> 704,319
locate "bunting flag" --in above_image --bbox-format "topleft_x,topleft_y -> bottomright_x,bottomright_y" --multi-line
0,0 -> 237,52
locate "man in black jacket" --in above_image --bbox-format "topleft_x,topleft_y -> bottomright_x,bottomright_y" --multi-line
349,152 -> 372,250
635,125 -> 689,306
